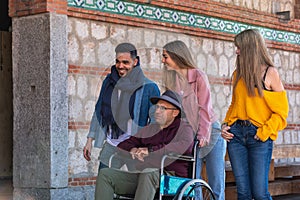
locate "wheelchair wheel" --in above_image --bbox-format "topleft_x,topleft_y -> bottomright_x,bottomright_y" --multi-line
176,179 -> 215,200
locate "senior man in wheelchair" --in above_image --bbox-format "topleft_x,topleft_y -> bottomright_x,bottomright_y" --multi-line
95,90 -> 194,200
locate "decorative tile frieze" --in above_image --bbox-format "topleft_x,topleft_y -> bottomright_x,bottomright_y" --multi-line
68,0 -> 300,46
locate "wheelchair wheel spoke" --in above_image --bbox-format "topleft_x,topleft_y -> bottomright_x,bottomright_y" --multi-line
176,179 -> 216,200
185,186 -> 196,200
194,183 -> 215,200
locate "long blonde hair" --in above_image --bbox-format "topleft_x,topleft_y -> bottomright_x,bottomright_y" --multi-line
163,40 -> 197,69
163,40 -> 196,89
233,29 -> 274,97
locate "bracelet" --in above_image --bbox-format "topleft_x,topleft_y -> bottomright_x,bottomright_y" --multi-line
148,145 -> 154,153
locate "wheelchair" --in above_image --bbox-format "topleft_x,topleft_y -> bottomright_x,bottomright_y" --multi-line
108,139 -> 216,200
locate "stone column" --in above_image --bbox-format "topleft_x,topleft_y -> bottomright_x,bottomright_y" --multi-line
9,0 -> 68,199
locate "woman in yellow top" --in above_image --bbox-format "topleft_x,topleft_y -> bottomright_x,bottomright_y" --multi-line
221,29 -> 289,200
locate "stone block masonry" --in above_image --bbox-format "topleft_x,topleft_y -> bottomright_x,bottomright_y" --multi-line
8,0 -> 300,198
67,0 -> 300,52
12,13 -> 69,199
67,18 -> 300,190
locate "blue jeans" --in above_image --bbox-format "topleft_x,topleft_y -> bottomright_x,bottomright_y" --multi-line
227,121 -> 273,200
196,122 -> 226,200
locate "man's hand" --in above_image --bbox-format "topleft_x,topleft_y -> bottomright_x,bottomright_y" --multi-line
83,138 -> 93,161
130,147 -> 149,161
130,147 -> 139,159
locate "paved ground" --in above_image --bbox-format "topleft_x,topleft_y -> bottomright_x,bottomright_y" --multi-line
1,178 -> 300,199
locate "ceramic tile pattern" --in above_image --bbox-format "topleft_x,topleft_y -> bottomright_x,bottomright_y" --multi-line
68,0 -> 300,46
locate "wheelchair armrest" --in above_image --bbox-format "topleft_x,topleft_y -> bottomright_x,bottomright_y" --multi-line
160,153 -> 195,177
162,153 -> 195,161
160,139 -> 199,177
108,153 -> 117,168
108,151 -> 133,168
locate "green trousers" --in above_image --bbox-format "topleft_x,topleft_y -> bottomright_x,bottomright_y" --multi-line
95,168 -> 160,200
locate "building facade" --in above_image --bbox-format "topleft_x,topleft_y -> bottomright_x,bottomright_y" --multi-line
3,0 -> 300,199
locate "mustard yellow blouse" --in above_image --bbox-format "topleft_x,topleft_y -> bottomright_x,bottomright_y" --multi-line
224,77 -> 289,142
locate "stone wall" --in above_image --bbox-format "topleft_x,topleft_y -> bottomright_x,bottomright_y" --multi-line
7,0 -> 299,198
65,0 -> 300,198
67,17 -> 300,183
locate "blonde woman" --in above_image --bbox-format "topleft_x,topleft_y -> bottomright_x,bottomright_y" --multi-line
162,40 -> 226,200
221,29 -> 289,199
